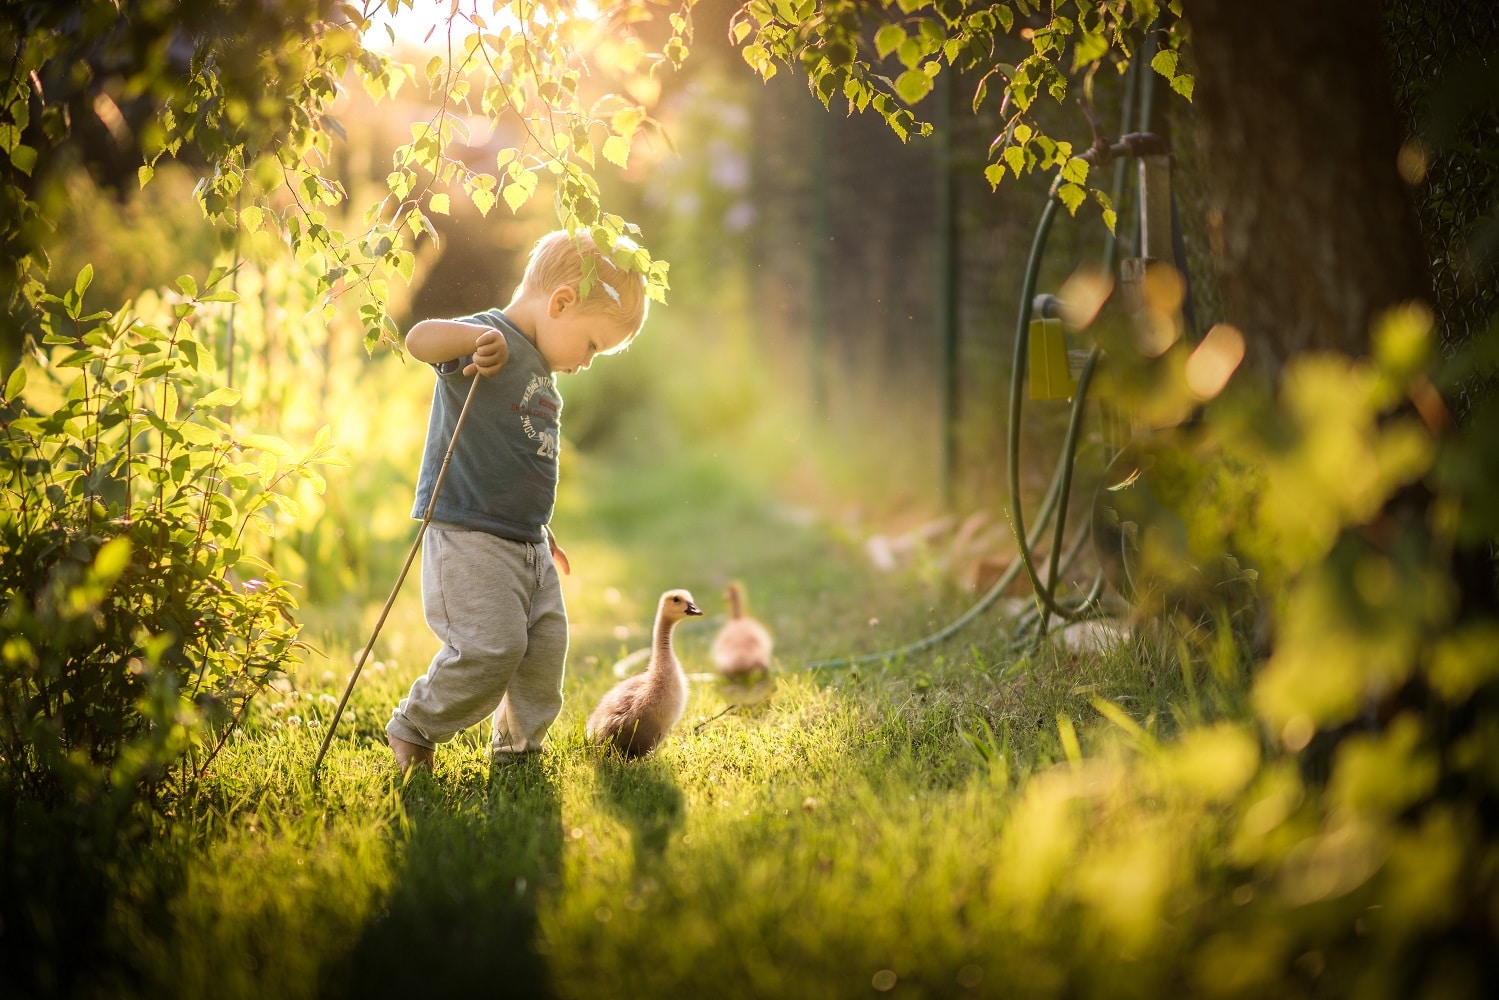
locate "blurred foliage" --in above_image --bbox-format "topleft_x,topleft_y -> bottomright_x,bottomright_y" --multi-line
1034,271 -> 1499,992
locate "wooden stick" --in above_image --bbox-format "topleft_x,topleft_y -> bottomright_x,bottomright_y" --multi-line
312,372 -> 482,780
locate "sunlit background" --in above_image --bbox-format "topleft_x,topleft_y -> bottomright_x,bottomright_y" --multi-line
364,0 -> 609,51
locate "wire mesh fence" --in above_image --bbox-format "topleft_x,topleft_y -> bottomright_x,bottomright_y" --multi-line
744,46 -> 1117,515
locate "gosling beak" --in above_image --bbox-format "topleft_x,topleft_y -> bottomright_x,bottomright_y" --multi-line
685,603 -> 704,616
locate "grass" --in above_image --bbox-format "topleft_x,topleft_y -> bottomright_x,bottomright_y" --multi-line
131,414 -> 1219,1000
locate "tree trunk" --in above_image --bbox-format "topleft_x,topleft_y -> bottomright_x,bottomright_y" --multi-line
1185,0 -> 1431,375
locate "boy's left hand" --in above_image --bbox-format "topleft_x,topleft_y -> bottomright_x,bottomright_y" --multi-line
545,526 -> 571,575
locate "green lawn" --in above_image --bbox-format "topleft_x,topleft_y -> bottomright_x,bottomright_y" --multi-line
132,430 -> 1211,1000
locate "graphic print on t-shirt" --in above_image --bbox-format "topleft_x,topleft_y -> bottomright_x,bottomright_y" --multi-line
515,372 -> 560,459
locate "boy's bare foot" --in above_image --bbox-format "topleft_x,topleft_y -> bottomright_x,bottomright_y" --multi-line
389,734 -> 434,772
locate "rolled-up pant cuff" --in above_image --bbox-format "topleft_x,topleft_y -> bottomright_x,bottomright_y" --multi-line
385,716 -> 436,751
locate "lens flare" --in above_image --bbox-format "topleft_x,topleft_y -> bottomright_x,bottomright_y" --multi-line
1058,265 -> 1114,330
1185,323 -> 1246,400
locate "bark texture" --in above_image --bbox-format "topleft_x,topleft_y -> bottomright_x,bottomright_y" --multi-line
1185,0 -> 1432,374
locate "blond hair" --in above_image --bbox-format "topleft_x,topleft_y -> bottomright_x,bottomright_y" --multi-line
517,230 -> 648,342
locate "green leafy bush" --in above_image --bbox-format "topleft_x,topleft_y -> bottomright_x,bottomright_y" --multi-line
0,266 -> 341,806
1041,295 -> 1499,994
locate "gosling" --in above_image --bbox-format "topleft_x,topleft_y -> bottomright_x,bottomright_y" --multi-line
711,581 -> 776,706
586,589 -> 703,757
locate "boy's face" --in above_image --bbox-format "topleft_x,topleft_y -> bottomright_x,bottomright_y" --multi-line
537,286 -> 634,375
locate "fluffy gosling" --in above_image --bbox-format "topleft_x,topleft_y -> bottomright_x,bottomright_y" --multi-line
710,581 -> 776,706
586,589 -> 703,757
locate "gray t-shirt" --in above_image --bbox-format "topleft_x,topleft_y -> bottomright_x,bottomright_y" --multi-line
410,309 -> 561,544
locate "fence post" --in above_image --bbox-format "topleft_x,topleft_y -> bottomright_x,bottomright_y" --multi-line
809,115 -> 830,418
936,71 -> 959,508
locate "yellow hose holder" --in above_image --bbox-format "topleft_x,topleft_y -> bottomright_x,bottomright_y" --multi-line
1028,316 -> 1077,400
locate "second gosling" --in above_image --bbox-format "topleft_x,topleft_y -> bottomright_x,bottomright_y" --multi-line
586,589 -> 703,758
711,581 -> 773,674
711,581 -> 775,706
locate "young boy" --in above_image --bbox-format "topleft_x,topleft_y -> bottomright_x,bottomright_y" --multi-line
386,230 -> 647,772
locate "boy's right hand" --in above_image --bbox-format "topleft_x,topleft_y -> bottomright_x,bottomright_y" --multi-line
464,328 -> 509,377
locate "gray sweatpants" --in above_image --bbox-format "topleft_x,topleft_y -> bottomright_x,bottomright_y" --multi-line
386,523 -> 568,756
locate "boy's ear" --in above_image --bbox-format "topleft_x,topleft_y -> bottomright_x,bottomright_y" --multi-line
548,285 -> 577,317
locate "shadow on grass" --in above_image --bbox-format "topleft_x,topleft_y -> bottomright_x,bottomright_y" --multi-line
325,755 -> 563,998
0,795 -> 179,999
593,755 -> 684,877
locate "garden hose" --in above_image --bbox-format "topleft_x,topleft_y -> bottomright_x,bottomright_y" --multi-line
1010,576 -> 1109,647
1003,193 -> 1102,631
312,371 -> 484,779
1037,347 -> 1104,631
